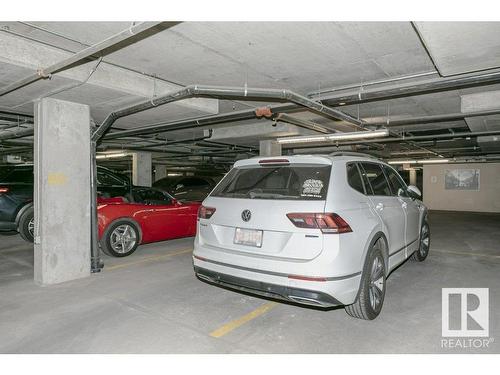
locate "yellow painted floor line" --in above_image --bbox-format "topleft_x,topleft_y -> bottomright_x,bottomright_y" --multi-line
434,249 -> 500,260
106,248 -> 193,271
210,301 -> 277,338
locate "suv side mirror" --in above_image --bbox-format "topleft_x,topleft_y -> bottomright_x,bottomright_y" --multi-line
407,185 -> 421,199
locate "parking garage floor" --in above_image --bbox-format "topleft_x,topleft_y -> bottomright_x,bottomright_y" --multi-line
0,211 -> 498,354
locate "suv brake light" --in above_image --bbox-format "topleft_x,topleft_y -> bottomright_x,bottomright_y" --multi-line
198,205 -> 216,219
0,187 -> 9,194
258,159 -> 290,165
287,212 -> 352,233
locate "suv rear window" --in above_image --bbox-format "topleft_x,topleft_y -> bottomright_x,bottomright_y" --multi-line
211,164 -> 331,200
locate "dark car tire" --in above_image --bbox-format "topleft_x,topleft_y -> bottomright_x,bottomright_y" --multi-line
101,219 -> 141,257
18,207 -> 34,243
411,220 -> 430,262
345,239 -> 386,320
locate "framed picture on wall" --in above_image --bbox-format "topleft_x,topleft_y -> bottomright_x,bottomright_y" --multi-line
444,169 -> 480,191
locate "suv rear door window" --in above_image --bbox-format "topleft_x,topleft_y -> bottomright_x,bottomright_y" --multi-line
211,164 -> 331,200
360,162 -> 392,196
383,165 -> 409,197
346,162 -> 366,194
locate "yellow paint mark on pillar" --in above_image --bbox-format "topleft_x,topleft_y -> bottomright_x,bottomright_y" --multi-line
210,301 -> 277,338
47,173 -> 68,186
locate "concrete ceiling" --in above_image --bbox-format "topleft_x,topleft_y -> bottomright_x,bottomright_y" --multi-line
1,21 -> 500,163
414,22 -> 500,76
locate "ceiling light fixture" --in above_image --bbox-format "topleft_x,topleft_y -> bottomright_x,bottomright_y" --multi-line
96,152 -> 129,160
417,159 -> 450,164
388,160 -> 417,165
276,129 -> 389,144
388,158 -> 450,165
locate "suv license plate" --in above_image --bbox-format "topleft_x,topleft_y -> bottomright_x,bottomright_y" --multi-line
234,228 -> 263,247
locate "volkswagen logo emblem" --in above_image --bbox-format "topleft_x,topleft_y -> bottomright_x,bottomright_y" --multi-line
241,209 -> 251,222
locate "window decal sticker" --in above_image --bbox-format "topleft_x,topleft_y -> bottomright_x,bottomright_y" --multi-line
301,179 -> 324,197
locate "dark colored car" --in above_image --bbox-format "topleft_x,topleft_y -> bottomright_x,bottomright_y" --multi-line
0,165 -> 34,241
153,176 -> 221,202
0,164 -> 133,242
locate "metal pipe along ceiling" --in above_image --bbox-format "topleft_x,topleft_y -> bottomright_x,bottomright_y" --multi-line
286,129 -> 500,148
0,126 -> 34,140
367,108 -> 500,128
93,85 -> 367,142
101,69 -> 500,142
309,69 -> 500,105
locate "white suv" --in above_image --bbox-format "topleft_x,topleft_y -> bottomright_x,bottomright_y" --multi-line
193,153 -> 430,320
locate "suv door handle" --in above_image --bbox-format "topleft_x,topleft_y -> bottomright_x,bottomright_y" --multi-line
375,203 -> 384,211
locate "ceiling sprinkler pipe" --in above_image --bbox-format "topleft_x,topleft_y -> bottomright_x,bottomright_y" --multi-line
94,84 -> 367,142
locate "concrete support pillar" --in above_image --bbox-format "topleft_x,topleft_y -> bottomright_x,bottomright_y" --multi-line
34,98 -> 91,285
409,169 -> 417,186
132,152 -> 152,187
154,164 -> 168,182
259,140 -> 282,157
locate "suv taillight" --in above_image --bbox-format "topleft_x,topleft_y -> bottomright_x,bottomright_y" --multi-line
198,205 -> 216,219
0,187 -> 9,194
287,212 -> 352,233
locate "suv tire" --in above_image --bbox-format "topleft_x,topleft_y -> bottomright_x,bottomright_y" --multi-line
345,239 -> 386,320
411,220 -> 430,262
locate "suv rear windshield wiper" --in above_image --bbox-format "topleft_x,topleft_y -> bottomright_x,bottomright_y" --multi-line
248,192 -> 299,199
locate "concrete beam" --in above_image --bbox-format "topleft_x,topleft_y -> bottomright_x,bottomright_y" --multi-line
210,121 -> 311,144
461,90 -> 500,151
132,152 -> 152,187
34,98 -> 91,285
0,32 -> 218,115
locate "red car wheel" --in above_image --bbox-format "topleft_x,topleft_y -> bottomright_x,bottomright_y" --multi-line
101,219 -> 141,257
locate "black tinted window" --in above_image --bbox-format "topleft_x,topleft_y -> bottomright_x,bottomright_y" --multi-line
134,189 -> 172,205
346,163 -> 365,194
212,164 -> 331,200
360,163 -> 391,196
0,167 -> 33,183
97,170 -> 125,186
181,177 -> 209,187
383,166 -> 408,197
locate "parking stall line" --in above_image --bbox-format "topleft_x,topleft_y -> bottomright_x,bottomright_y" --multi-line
105,248 -> 193,271
209,301 -> 278,338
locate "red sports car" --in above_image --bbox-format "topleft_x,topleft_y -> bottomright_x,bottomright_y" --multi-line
97,187 -> 200,257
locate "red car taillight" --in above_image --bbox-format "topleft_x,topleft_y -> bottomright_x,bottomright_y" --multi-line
198,205 -> 216,219
286,212 -> 352,234
0,187 -> 9,194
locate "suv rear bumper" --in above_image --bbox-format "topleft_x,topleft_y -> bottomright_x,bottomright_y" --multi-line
194,266 -> 343,308
192,245 -> 363,306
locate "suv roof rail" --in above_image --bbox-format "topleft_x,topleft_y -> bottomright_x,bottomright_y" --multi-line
328,151 -> 379,159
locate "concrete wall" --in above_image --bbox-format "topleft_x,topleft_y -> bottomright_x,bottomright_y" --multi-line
423,162 -> 500,213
